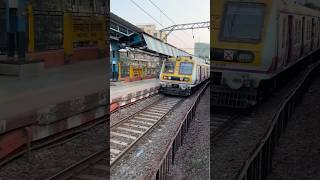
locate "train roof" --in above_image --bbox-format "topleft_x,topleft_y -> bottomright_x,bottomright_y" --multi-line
277,0 -> 320,16
215,0 -> 320,16
168,56 -> 209,65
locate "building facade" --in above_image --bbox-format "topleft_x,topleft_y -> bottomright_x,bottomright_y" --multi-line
136,24 -> 164,40
194,42 -> 210,60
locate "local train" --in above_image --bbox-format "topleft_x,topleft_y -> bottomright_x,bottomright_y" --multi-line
211,0 -> 320,108
159,56 -> 210,96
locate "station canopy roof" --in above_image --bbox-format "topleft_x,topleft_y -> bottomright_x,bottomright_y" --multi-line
141,33 -> 208,64
142,33 -> 189,57
110,13 -> 144,40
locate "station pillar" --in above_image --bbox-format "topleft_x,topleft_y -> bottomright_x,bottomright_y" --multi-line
6,0 -> 27,60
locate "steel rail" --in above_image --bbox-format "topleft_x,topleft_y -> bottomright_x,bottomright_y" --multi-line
143,81 -> 210,180
46,149 -> 107,180
110,97 -> 184,167
211,112 -> 242,143
0,106 -> 108,167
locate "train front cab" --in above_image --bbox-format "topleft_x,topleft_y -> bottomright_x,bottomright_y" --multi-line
160,57 -> 195,96
211,0 -> 272,108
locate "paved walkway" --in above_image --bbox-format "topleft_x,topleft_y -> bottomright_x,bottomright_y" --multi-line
110,78 -> 160,101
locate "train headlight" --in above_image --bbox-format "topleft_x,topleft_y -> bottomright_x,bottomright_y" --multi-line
184,78 -> 190,81
225,75 -> 243,90
237,52 -> 254,63
163,76 -> 168,80
180,84 -> 187,90
168,76 -> 172,80
180,77 -> 184,81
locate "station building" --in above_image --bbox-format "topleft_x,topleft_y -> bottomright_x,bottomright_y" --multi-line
0,0 -> 107,69
110,13 -> 191,82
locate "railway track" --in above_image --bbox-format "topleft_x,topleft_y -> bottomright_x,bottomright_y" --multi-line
110,97 -> 183,166
47,149 -> 108,180
211,110 -> 242,143
43,96 -> 183,180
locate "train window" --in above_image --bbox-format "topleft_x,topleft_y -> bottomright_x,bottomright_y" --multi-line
179,62 -> 193,75
220,2 -> 265,43
163,61 -> 175,73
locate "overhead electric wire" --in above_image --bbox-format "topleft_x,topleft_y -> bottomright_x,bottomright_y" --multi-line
129,0 -> 187,47
147,0 -> 211,56
129,0 -> 165,28
147,0 -> 194,40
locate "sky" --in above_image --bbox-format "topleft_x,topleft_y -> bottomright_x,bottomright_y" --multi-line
111,0 -> 210,54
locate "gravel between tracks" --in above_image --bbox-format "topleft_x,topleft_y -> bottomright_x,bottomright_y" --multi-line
110,85 -> 208,179
270,71 -> 320,180
167,87 -> 210,179
212,67 -> 311,180
0,119 -> 108,180
111,94 -> 163,126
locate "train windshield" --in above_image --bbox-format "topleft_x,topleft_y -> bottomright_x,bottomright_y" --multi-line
221,2 -> 265,42
163,61 -> 175,73
179,62 -> 193,75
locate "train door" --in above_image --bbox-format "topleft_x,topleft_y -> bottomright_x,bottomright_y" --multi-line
318,18 -> 320,48
311,18 -> 315,51
197,65 -> 200,83
286,15 -> 293,65
300,17 -> 305,57
278,15 -> 287,68
200,66 -> 202,81
318,19 -> 320,48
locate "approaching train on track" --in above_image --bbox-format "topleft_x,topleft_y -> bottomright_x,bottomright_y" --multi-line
211,0 -> 320,108
160,56 -> 210,96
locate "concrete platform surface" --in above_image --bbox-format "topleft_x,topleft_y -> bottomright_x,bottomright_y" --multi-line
0,59 -> 108,160
0,60 -> 106,112
0,59 -> 107,132
110,78 -> 160,112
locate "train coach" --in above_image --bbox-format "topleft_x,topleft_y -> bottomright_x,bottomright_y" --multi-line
211,0 -> 320,108
160,56 -> 209,96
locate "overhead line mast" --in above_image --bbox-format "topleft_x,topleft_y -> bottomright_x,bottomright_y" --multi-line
160,21 -> 210,41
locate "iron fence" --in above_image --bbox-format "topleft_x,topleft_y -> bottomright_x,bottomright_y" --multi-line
120,65 -> 130,78
143,81 -> 209,180
33,10 -> 64,51
236,60 -> 320,180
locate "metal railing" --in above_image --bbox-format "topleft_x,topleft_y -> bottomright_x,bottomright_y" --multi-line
33,10 -> 64,51
119,64 -> 130,78
236,61 -> 320,180
143,81 -> 209,180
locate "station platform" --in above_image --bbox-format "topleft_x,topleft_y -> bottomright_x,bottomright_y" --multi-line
0,59 -> 107,160
110,78 -> 161,112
